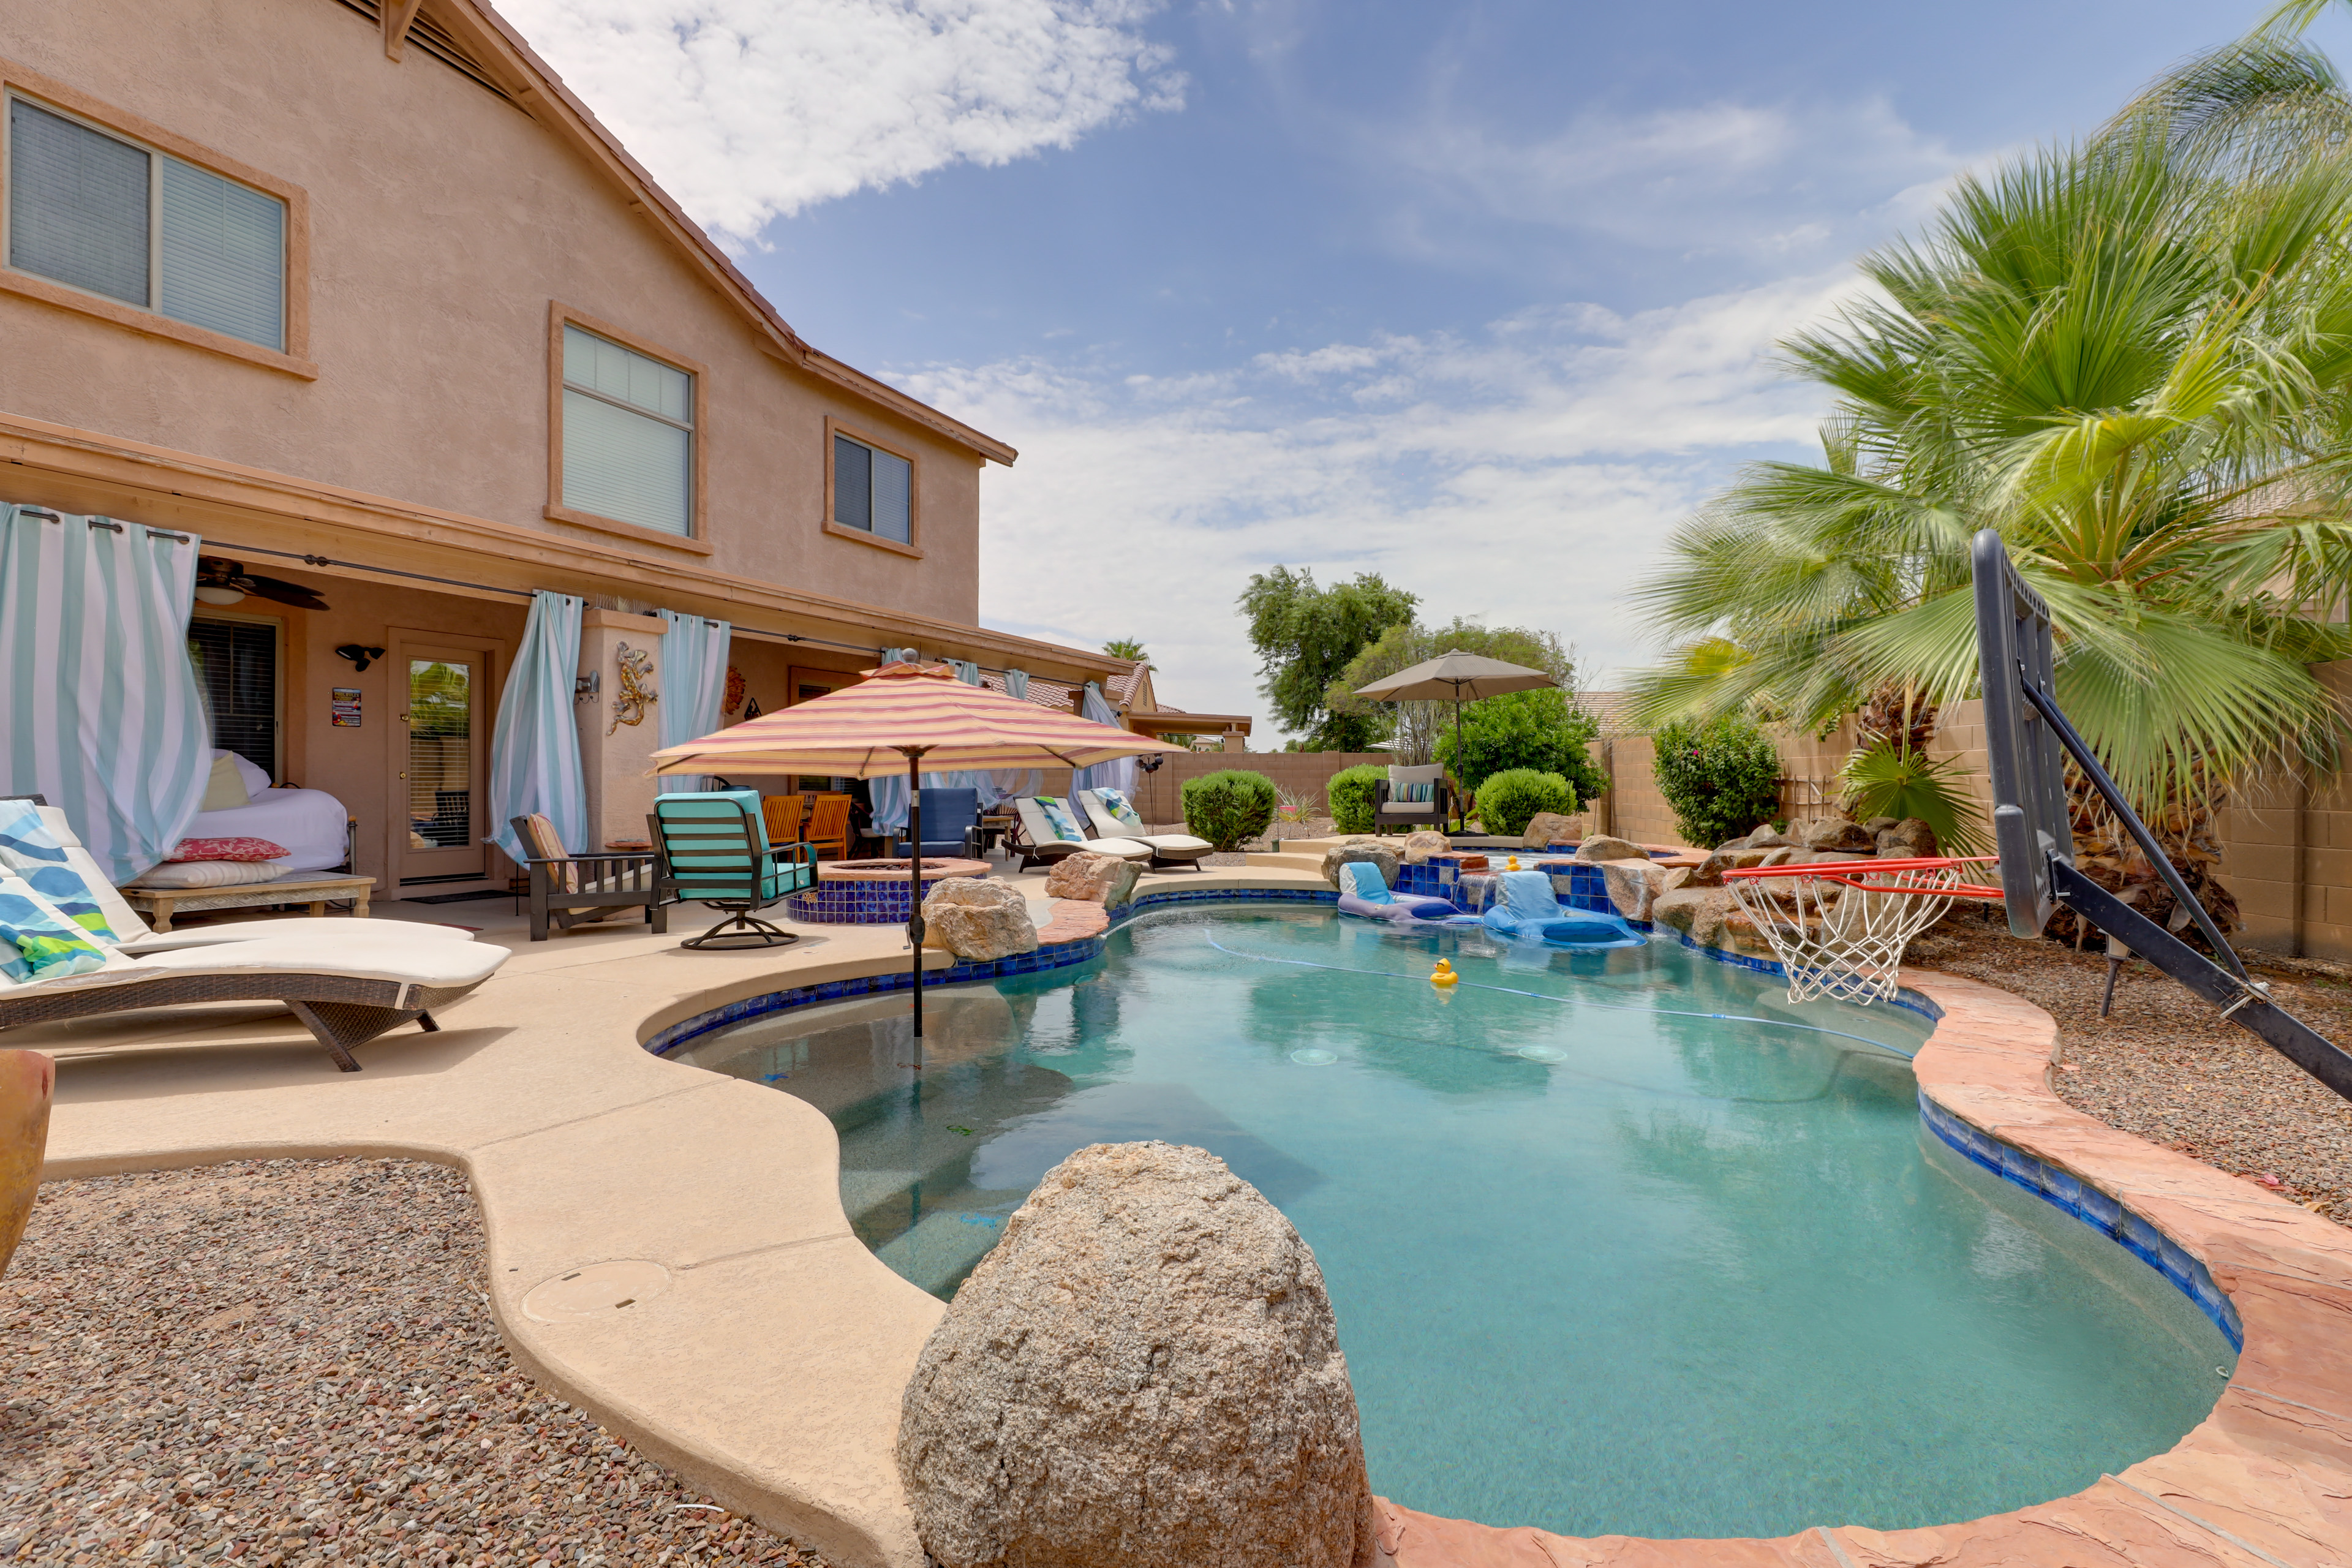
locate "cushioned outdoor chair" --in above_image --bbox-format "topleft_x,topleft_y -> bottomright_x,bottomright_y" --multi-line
1011,796 -> 1151,870
649,788 -> 814,949
1373,764 -> 1453,835
509,813 -> 665,942
1076,789 -> 1213,869
916,788 -> 987,860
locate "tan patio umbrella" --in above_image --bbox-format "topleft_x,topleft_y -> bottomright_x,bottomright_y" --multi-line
1351,651 -> 1557,815
648,662 -> 1188,1038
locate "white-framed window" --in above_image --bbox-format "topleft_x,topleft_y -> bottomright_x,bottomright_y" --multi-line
560,322 -> 696,538
5,93 -> 287,352
832,431 -> 913,543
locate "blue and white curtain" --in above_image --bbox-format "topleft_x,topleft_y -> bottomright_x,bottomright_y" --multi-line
488,590 -> 588,859
655,609 -> 732,794
0,505 -> 212,882
984,670 -> 1039,806
867,646 -> 919,831
1071,680 -> 1137,800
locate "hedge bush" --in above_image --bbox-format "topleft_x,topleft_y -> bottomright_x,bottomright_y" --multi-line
1181,769 -> 1278,851
1474,769 -> 1574,837
1651,716 -> 1782,848
1325,764 -> 1388,834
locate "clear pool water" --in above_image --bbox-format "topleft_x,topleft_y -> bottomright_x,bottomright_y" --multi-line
677,905 -> 2230,1539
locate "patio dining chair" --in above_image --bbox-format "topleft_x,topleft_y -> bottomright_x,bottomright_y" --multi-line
509,813 -> 665,942
761,793 -> 811,851
648,788 -> 813,949
804,793 -> 853,861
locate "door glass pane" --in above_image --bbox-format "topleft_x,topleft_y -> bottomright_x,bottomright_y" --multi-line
408,660 -> 473,849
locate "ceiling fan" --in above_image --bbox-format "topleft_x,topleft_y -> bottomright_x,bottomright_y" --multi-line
193,556 -> 331,612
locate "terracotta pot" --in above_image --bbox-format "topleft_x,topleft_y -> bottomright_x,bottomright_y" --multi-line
1,1049 -> 53,1282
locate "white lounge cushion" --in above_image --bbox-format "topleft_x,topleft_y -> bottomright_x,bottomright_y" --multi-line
1377,801 -> 1440,815
1074,838 -> 1153,861
83,936 -> 509,990
119,918 -> 476,955
1131,834 -> 1212,854
1387,764 -> 1445,788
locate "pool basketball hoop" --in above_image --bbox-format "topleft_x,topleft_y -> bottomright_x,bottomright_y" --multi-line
1722,856 -> 2001,1004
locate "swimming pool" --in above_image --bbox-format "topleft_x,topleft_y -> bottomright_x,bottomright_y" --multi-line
673,904 -> 2230,1540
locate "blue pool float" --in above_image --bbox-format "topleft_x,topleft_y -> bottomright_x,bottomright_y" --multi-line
1336,859 -> 1461,923
1481,870 -> 1646,949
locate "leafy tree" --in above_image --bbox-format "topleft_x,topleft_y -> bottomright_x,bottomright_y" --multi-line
1653,717 -> 1782,849
1102,638 -> 1153,668
1435,690 -> 1605,807
1324,619 -> 1581,764
1626,29 -> 2352,844
1237,567 -> 1417,750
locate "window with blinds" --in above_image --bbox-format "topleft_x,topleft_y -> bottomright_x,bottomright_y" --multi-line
833,433 -> 913,543
187,616 -> 280,782
561,323 -> 695,537
6,96 -> 287,352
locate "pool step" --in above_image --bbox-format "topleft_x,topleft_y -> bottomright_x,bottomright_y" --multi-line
872,1208 -> 1006,1296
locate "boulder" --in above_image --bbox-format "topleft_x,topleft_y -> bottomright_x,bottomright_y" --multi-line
1746,826 -> 1792,849
1046,852 -> 1125,902
1400,830 -> 1453,866
1,1050 -> 53,1282
898,1142 -> 1378,1568
1863,816 -> 1899,834
1570,834 -> 1647,865
1520,812 -> 1578,850
1100,858 -> 1147,910
1686,844 -> 1777,888
922,878 -> 1039,962
1599,859 -> 1685,921
1876,817 -> 1940,858
1321,840 -> 1398,891
1800,818 -> 1878,853
1651,886 -> 1740,948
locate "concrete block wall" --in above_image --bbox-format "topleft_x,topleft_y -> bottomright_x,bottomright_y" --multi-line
1127,752 -> 1400,829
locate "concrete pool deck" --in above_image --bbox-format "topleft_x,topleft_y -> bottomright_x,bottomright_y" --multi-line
20,870 -> 2352,1568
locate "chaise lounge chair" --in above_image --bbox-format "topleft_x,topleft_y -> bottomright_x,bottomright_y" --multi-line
1011,796 -> 1151,870
1077,789 -> 1213,869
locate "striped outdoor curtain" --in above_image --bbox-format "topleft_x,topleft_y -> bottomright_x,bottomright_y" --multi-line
0,504 -> 212,882
1003,669 -> 1029,701
1072,681 -> 1137,800
487,591 -> 588,860
655,609 -> 733,794
867,647 -> 919,831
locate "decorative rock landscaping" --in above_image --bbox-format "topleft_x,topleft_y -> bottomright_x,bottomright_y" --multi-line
919,880 -> 1038,962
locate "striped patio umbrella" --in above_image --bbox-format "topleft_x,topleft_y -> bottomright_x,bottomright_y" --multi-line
648,662 -> 1188,1036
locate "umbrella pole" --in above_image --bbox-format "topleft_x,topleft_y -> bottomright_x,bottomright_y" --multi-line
904,749 -> 926,1041
1453,690 -> 1465,834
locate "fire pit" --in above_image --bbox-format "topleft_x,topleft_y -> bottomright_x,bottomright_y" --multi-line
789,858 -> 992,924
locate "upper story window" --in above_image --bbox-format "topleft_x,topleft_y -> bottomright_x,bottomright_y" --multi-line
559,321 -> 696,538
6,95 -> 287,352
832,431 -> 913,544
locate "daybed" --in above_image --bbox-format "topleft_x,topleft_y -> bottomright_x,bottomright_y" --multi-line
183,750 -> 352,873
1077,789 -> 1213,869
1011,796 -> 1151,870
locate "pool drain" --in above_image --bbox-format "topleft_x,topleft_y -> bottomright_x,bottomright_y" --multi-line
521,1259 -> 672,1323
1290,1048 -> 1339,1066
1515,1046 -> 1569,1063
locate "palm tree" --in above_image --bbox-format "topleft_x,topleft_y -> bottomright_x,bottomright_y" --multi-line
1102,638 -> 1153,668
1627,33 -> 2352,927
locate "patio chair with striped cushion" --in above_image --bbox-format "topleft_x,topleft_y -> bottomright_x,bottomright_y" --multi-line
649,789 -> 813,949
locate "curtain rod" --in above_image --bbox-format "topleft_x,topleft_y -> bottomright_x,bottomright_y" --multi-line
200,538 -> 1087,679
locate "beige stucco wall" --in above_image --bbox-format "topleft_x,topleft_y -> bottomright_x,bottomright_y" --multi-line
0,0 -> 981,624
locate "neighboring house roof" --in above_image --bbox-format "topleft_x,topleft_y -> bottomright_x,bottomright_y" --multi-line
1577,692 -> 1642,736
415,0 -> 1016,465
1106,661 -> 1152,707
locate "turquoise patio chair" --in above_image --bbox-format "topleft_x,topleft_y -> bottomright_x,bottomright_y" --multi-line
649,788 -> 813,949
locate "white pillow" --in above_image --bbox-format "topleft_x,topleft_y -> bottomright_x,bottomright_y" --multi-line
127,861 -> 288,889
216,748 -> 273,796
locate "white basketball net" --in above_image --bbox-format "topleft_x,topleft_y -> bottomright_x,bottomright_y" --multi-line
1724,862 -> 1979,1005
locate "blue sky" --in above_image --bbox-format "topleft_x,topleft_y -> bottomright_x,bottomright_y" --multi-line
506,0 -> 2341,737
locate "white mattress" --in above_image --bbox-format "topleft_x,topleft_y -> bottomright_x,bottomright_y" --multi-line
183,788 -> 350,874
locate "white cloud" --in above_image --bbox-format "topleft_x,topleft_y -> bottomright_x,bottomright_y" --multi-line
896,270 -> 1860,739
501,0 -> 1184,239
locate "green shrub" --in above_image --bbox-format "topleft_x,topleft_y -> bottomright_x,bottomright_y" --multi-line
1325,764 -> 1388,834
1474,769 -> 1574,837
1651,717 -> 1782,848
1433,690 -> 1606,805
1836,741 -> 1989,856
1181,769 -> 1278,851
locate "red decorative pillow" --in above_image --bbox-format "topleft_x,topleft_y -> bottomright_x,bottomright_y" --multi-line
168,836 -> 290,863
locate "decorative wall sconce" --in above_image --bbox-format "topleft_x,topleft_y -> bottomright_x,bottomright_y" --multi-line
334,643 -> 386,673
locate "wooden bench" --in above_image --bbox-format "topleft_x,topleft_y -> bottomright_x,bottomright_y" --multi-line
120,873 -> 376,933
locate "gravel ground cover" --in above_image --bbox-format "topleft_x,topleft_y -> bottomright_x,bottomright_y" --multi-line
0,1159 -> 829,1568
1910,907 -> 2352,1225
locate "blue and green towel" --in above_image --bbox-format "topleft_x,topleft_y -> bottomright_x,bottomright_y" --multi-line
0,872 -> 114,982
0,799 -> 125,945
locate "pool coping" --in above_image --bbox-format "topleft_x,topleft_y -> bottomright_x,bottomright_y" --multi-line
31,883 -> 2352,1568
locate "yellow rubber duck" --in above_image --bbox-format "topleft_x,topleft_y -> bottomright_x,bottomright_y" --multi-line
1430,959 -> 1460,989
1506,855 -> 1521,871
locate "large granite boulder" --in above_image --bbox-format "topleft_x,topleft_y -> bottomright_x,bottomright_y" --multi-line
1685,842 -> 1786,888
1745,826 -> 1792,849
1876,817 -> 1940,858
1599,860 -> 1687,921
1100,858 -> 1147,910
898,1142 -> 1378,1568
922,878 -> 1039,962
1321,839 -> 1398,890
1800,818 -> 1877,853
1400,830 -> 1453,866
1651,886 -> 1740,948
1520,812 -> 1578,850
1570,834 -> 1646,865
1046,852 -> 1125,902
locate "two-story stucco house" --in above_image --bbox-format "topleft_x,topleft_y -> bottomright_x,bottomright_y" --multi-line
1,0 -> 1148,893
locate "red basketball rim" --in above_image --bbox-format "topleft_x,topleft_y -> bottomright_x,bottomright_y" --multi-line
1719,854 -> 2003,900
